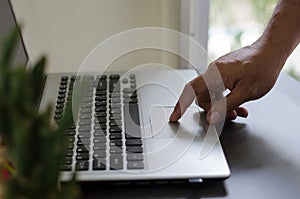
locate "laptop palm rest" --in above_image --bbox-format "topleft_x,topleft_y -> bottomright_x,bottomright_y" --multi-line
143,106 -> 206,171
148,106 -> 204,138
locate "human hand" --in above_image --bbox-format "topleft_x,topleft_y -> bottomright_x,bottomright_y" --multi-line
170,41 -> 285,124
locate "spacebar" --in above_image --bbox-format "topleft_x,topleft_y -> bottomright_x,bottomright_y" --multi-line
124,104 -> 141,139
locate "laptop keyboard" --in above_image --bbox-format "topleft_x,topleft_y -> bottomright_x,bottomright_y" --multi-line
54,74 -> 145,172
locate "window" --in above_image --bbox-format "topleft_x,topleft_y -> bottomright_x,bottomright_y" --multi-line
209,0 -> 300,80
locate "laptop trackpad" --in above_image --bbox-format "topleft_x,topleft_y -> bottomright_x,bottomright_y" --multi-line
149,106 -> 204,139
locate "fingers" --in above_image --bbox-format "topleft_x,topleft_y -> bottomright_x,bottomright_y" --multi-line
206,87 -> 248,124
236,107 -> 249,118
169,76 -> 207,122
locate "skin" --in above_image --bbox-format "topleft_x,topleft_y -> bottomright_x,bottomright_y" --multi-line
170,0 -> 300,124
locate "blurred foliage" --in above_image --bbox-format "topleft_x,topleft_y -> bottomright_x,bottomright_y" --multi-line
0,28 -> 80,199
210,0 -> 277,27
210,0 -> 300,81
287,67 -> 300,81
249,0 -> 277,23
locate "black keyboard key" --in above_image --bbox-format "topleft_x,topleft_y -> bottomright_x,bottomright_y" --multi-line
71,75 -> 77,81
109,80 -> 120,93
58,94 -> 66,99
78,126 -> 91,132
60,84 -> 67,90
109,109 -> 121,114
131,83 -> 136,89
64,156 -> 73,165
65,149 -> 74,157
97,80 -> 107,91
60,165 -> 72,171
125,139 -> 142,146
123,98 -> 138,104
78,132 -> 91,139
94,130 -> 106,137
94,124 -> 107,130
80,108 -> 92,114
109,74 -> 120,79
109,93 -> 121,98
79,119 -> 92,125
123,88 -> 135,93
76,146 -> 89,153
59,89 -> 67,94
69,123 -> 76,129
56,103 -> 64,109
94,137 -> 106,143
110,155 -> 123,170
109,126 -> 122,133
80,114 -> 92,119
109,120 -> 122,127
93,144 -> 106,151
110,140 -> 123,147
95,112 -> 107,117
98,75 -> 107,80
93,150 -> 106,158
57,98 -> 65,104
110,146 -> 123,154
95,96 -> 107,101
123,92 -> 137,98
54,114 -> 62,120
81,97 -> 93,103
95,117 -> 107,124
109,98 -> 121,103
127,153 -> 144,161
77,139 -> 91,146
96,90 -> 106,96
95,107 -> 107,112
67,142 -> 74,149
127,161 -> 144,170
60,80 -> 68,85
65,129 -> 76,136
122,78 -> 128,84
76,161 -> 89,171
95,101 -> 107,107
109,133 -> 122,140
109,114 -> 122,120
93,159 -> 106,170
81,102 -> 92,108
109,103 -> 121,109
66,136 -> 75,143
76,152 -> 90,160
124,104 -> 141,139
129,74 -> 135,79
55,108 -> 64,114
126,146 -> 143,153
61,76 -> 69,81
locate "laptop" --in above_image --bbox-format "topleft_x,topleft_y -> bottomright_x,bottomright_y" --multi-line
1,0 -> 230,182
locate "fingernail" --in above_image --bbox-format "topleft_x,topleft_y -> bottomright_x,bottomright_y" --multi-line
209,111 -> 222,124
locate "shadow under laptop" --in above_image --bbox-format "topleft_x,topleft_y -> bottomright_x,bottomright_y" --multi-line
80,180 -> 227,199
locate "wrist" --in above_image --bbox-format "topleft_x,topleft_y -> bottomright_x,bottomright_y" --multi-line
251,36 -> 287,73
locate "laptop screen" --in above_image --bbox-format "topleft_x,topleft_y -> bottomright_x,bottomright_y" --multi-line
0,0 -> 28,67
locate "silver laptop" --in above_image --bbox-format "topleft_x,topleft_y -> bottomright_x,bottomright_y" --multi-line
1,0 -> 230,182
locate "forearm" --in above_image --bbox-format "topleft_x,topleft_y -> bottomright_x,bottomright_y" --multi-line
255,0 -> 300,70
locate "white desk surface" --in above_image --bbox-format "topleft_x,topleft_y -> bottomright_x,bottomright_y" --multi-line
81,72 -> 300,199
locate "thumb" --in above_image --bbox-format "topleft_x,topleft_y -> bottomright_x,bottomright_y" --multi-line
207,88 -> 247,124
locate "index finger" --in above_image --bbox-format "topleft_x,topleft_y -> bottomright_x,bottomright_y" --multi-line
169,75 -> 208,122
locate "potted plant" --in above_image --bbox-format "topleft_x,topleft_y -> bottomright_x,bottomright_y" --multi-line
0,28 -> 80,199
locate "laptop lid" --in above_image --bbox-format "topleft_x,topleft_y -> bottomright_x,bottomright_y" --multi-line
0,0 -> 29,68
